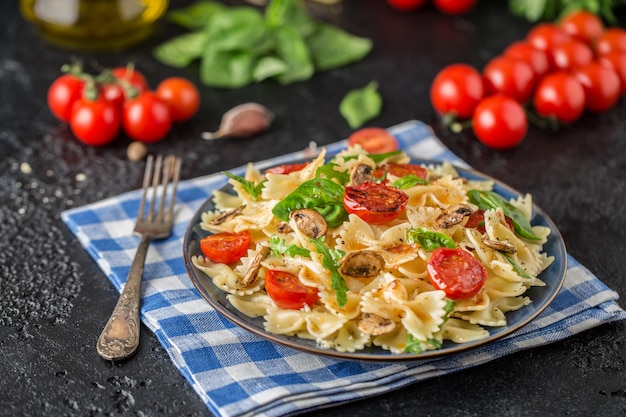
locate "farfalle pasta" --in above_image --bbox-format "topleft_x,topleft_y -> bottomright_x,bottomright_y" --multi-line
191,145 -> 553,354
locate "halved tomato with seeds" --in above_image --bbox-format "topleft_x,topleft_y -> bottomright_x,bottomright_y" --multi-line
427,247 -> 487,300
344,182 -> 408,224
200,231 -> 251,264
265,270 -> 319,310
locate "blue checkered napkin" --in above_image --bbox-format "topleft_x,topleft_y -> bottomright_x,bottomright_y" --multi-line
61,120 -> 626,417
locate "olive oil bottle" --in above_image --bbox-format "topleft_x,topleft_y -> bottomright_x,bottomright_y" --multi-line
20,0 -> 169,50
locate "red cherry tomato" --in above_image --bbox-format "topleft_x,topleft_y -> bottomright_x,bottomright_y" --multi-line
111,66 -> 150,93
558,10 -> 604,44
122,92 -> 173,143
265,163 -> 309,176
430,64 -> 484,119
533,71 -> 585,123
374,162 -> 428,180
100,83 -> 126,109
386,0 -> 427,11
550,39 -> 594,70
69,96 -> 121,146
526,23 -> 571,52
343,182 -> 408,225
347,127 -> 399,154
432,0 -> 477,15
427,247 -> 487,300
200,231 -> 252,264
573,61 -> 621,113
503,41 -> 550,78
472,94 -> 527,150
595,27 -> 626,56
47,74 -> 85,122
265,270 -> 319,310
598,52 -> 626,94
155,77 -> 201,122
482,56 -> 536,103
465,209 -> 514,234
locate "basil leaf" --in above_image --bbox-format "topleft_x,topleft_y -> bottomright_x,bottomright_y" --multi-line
167,1 -> 225,29
253,56 -> 288,82
339,81 -> 383,129
265,0 -> 313,35
316,162 -> 350,185
272,178 -> 348,228
269,235 -> 311,258
406,227 -> 456,251
200,48 -> 256,88
204,7 -> 271,52
306,23 -> 373,71
310,237 -> 348,307
392,174 -> 429,190
467,189 -> 540,241
272,25 -> 315,84
222,171 -> 265,201
152,31 -> 207,68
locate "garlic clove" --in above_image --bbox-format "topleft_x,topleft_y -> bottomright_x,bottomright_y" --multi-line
201,102 -> 274,140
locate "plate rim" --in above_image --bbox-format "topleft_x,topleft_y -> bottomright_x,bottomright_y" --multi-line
182,157 -> 568,361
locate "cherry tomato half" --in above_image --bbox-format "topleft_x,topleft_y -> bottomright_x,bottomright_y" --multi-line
430,63 -> 484,119
558,10 -> 604,44
200,231 -> 252,264
472,94 -> 527,150
47,74 -> 85,122
464,209 -> 514,234
533,71 -> 585,123
264,163 -> 309,176
573,61 -> 621,113
504,41 -> 550,78
374,162 -> 428,180
155,77 -> 201,122
69,96 -> 121,146
347,127 -> 399,154
122,92 -> 172,143
482,56 -> 536,103
265,270 -> 319,310
344,182 -> 408,225
386,0 -> 427,11
432,0 -> 477,15
427,247 -> 487,300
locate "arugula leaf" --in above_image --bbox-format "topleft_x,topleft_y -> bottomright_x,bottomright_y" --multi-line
406,227 -> 457,251
340,81 -> 383,129
310,237 -> 348,307
222,171 -> 265,201
306,23 -> 373,71
503,253 -> 533,279
269,235 -> 311,258
392,174 -> 429,190
467,189 -> 541,241
315,162 -> 350,185
404,300 -> 455,353
340,150 -> 403,163
272,178 -> 348,228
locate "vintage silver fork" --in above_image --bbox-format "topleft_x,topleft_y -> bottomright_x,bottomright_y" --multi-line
96,154 -> 181,361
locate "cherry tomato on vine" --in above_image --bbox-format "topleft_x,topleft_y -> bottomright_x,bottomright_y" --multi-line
595,27 -> 626,56
155,77 -> 201,122
122,92 -> 172,143
386,0 -> 427,11
265,270 -> 319,310
344,182 -> 408,225
558,10 -> 604,44
430,63 -> 484,120
432,0 -> 477,15
533,71 -> 585,123
347,127 -> 399,154
573,61 -> 621,113
472,94 -> 527,150
100,83 -> 126,109
200,231 -> 252,264
47,74 -> 85,122
598,52 -> 626,94
111,66 -> 150,93
482,56 -> 536,102
550,39 -> 594,70
503,41 -> 550,78
69,95 -> 121,146
526,23 -> 571,52
427,247 -> 487,300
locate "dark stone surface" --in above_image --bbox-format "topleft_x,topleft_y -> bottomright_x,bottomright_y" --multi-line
1,1 -> 625,416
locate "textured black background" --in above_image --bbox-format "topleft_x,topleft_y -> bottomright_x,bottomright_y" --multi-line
1,0 -> 625,416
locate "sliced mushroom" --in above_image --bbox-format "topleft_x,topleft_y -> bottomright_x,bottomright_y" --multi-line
340,250 -> 385,279
209,204 -> 247,225
349,163 -> 374,186
289,208 -> 328,238
276,221 -> 293,234
436,203 -> 474,229
241,246 -> 271,287
357,312 -> 396,336
482,238 -> 517,253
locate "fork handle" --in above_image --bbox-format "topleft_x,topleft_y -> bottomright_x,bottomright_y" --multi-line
96,236 -> 152,361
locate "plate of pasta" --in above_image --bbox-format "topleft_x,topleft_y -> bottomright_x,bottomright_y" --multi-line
183,146 -> 567,361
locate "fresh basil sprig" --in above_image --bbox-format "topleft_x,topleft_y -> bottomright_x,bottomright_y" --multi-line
222,171 -> 265,201
406,227 -> 457,251
272,178 -> 348,228
310,237 -> 348,307
467,190 -> 540,241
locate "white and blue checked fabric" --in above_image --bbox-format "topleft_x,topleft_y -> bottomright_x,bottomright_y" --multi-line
62,120 -> 626,417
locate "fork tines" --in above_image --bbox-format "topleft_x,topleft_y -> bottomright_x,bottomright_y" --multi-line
138,154 -> 181,226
